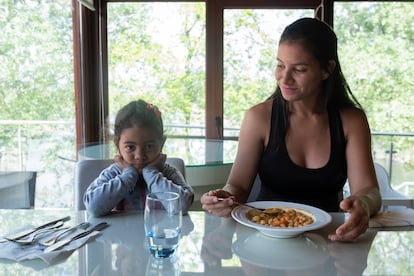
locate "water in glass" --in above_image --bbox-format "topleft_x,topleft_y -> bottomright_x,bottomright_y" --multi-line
145,192 -> 182,258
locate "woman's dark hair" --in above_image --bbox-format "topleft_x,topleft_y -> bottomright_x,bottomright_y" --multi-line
269,17 -> 361,145
113,99 -> 164,148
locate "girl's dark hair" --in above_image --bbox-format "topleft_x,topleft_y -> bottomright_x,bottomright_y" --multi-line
269,17 -> 361,146
113,99 -> 164,147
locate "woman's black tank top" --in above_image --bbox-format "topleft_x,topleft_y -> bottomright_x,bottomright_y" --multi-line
258,99 -> 347,212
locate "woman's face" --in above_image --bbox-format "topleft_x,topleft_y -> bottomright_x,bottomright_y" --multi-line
275,41 -> 329,103
118,125 -> 163,170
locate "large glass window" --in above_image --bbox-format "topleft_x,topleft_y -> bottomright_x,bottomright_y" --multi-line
107,3 -> 206,138
0,0 -> 75,208
4,1 -> 414,208
223,9 -> 314,137
334,2 -> 414,196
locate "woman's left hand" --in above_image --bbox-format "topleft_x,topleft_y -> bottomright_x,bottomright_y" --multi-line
328,196 -> 370,242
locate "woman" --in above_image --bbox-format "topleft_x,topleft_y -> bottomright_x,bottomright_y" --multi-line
200,18 -> 381,242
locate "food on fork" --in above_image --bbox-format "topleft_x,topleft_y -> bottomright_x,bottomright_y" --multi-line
246,207 -> 314,228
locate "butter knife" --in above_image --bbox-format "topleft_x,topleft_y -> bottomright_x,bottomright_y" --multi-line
44,222 -> 109,253
1,216 -> 71,242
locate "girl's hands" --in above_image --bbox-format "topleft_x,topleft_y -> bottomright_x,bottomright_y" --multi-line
201,189 -> 236,217
114,153 -> 166,173
328,196 -> 370,242
114,155 -> 131,171
146,153 -> 166,171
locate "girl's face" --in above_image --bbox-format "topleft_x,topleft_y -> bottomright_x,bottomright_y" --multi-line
275,41 -> 329,103
118,125 -> 163,170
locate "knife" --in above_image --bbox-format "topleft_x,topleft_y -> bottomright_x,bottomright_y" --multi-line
1,216 -> 71,242
44,222 -> 109,253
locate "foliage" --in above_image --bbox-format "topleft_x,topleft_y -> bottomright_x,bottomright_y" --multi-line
223,9 -> 313,129
0,0 -> 75,208
1,1 -> 414,209
107,3 -> 206,137
335,2 -> 414,174
0,0 -> 74,121
0,0 -> 75,161
335,2 -> 414,134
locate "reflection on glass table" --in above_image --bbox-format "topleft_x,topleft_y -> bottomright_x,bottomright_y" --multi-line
0,209 -> 82,275
78,138 -> 238,167
0,171 -> 37,209
71,212 -> 414,276
1,209 -> 414,275
365,231 -> 414,275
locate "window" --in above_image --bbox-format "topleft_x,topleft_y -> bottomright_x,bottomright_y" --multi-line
0,0 -> 75,208
76,0 -> 323,145
107,2 -> 206,138
334,1 -> 414,193
223,9 -> 314,137
5,1 -> 411,208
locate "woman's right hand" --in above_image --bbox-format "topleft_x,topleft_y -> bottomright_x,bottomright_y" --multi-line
200,189 -> 236,217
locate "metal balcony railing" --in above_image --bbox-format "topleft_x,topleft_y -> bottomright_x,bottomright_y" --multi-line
1,120 -> 414,208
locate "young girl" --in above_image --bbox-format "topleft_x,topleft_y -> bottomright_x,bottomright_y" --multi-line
83,99 -> 194,217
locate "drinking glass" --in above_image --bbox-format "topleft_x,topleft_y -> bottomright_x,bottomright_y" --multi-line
144,192 -> 182,258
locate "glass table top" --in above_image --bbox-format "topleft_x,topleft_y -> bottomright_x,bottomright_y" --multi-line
1,209 -> 414,275
78,138 -> 238,167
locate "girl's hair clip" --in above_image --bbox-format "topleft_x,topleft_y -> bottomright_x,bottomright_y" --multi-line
146,103 -> 162,118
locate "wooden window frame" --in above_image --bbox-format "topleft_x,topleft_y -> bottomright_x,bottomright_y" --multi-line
72,0 -> 329,155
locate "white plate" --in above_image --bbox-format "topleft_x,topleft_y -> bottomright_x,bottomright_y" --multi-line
232,231 -> 330,270
231,201 -> 332,238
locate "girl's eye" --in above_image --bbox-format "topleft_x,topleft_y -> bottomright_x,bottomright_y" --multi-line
125,145 -> 135,152
145,143 -> 158,151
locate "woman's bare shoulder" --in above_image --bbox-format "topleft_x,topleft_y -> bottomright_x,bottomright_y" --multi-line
339,107 -> 370,137
240,99 -> 273,144
245,99 -> 273,120
339,107 -> 368,123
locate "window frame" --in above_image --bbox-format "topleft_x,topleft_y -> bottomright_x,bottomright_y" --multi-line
72,0 -> 328,155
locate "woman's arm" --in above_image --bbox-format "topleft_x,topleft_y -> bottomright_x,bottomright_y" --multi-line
343,108 -> 381,215
224,102 -> 270,201
329,108 -> 381,241
201,100 -> 272,216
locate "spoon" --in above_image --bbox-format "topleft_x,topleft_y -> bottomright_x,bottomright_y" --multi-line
39,222 -> 90,247
217,197 -> 265,211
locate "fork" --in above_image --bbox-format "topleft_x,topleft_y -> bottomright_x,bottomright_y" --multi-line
44,222 -> 109,253
39,222 -> 90,247
4,221 -> 66,245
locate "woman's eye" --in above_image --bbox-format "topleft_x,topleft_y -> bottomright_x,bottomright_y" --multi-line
125,145 -> 135,151
294,67 -> 306,73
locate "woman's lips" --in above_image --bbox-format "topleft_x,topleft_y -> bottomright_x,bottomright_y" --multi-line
282,86 -> 296,92
281,86 -> 297,95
